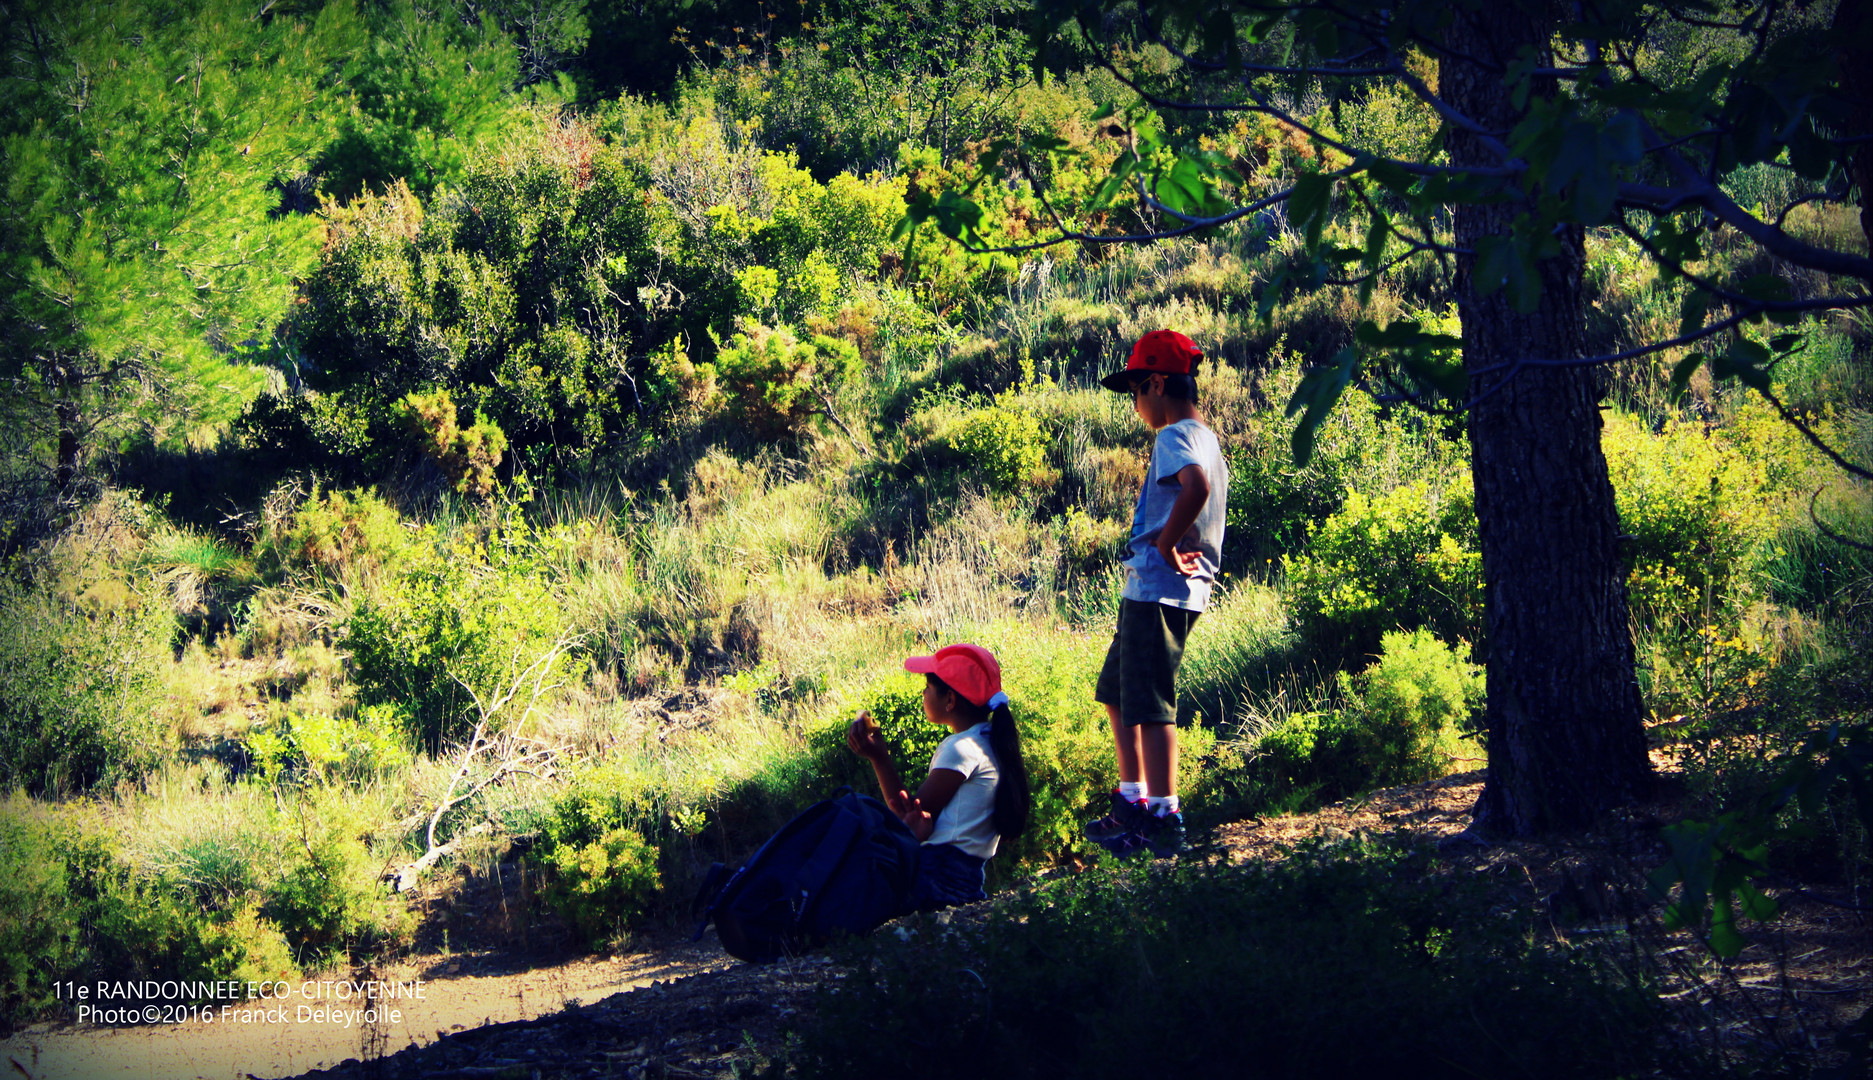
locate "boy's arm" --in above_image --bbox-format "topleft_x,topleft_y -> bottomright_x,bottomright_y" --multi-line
1154,463 -> 1211,576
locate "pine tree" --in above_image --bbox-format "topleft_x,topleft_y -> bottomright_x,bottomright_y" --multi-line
317,0 -> 522,201
0,0 -> 363,487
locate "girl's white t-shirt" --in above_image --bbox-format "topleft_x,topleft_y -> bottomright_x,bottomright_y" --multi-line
924,722 -> 1000,859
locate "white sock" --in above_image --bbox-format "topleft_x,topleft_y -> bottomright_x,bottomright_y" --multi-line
1146,795 -> 1179,817
1118,781 -> 1147,802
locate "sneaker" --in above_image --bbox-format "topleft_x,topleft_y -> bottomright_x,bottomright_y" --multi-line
1085,790 -> 1147,843
1093,827 -> 1150,858
1140,809 -> 1186,858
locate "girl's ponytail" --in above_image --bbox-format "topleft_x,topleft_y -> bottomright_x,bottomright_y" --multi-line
986,700 -> 1030,839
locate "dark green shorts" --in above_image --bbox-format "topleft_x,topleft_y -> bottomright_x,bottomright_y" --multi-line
1093,598 -> 1200,726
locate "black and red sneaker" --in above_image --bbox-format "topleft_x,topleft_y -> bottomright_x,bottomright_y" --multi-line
1085,789 -> 1147,844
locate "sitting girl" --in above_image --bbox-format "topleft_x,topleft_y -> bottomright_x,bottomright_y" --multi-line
846,643 -> 1030,911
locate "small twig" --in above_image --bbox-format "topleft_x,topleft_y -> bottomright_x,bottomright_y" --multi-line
1807,489 -> 1873,553
814,386 -> 870,458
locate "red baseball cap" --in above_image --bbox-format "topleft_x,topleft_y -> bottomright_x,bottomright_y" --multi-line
903,643 -> 1003,707
1101,330 -> 1203,392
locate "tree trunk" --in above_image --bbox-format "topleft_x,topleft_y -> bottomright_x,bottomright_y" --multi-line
53,386 -> 82,493
1442,6 -> 1653,836
1832,0 -> 1873,251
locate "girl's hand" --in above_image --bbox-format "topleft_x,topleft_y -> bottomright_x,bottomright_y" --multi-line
846,713 -> 886,760
897,790 -> 935,841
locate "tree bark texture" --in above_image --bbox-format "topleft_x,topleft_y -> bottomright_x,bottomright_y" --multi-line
1831,0 -> 1873,251
1442,5 -> 1653,835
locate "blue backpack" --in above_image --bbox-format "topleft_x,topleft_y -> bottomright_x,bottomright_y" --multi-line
695,790 -> 921,962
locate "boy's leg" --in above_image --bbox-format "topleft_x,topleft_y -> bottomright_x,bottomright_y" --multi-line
1105,703 -> 1142,784
1125,601 -> 1195,856
1090,631 -> 1148,847
1139,722 -> 1176,799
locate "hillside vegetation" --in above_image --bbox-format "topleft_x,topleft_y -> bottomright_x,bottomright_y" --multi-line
1,1 -> 1869,1072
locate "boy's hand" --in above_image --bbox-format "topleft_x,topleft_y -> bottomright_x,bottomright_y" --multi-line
846,713 -> 887,760
1155,464 -> 1210,577
1157,538 -> 1202,576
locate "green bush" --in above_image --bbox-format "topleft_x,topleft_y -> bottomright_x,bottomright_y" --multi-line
344,511 -> 568,751
1224,364 -> 1465,572
541,826 -> 662,947
791,846 -> 1660,1080
1602,414 -> 1773,634
1285,480 -> 1482,662
2,814 -> 302,1027
1231,630 -> 1483,810
532,768 -> 666,946
266,486 -> 413,582
397,390 -> 509,498
246,704 -> 414,787
260,118 -> 659,479
0,573 -> 172,795
0,804 -> 81,1028
713,326 -> 863,439
950,403 -> 1047,494
261,828 -> 400,966
1348,629 -> 1483,782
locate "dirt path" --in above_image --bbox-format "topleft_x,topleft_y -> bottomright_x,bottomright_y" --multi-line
9,765 -> 1868,1078
1,937 -> 737,1080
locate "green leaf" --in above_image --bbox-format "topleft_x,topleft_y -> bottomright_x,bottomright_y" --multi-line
1710,337 -> 1773,393
1678,290 -> 1711,338
1738,274 -> 1793,303
1668,351 -> 1706,402
1708,900 -> 1746,958
1288,172 -> 1333,252
1363,210 -> 1391,270
1364,159 -> 1416,199
1736,880 -> 1779,922
1286,347 -> 1358,466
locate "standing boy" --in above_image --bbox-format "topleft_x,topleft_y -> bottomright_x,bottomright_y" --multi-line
1087,329 -> 1228,857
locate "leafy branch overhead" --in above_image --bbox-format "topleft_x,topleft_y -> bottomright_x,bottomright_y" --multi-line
901,0 -> 1873,465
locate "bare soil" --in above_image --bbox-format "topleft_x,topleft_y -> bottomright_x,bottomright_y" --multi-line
7,761 -> 1868,1080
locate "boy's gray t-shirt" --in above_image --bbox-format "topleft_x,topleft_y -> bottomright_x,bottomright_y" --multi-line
1121,418 -> 1229,612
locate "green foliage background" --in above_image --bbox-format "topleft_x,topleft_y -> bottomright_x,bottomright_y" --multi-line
0,3 -> 1864,1066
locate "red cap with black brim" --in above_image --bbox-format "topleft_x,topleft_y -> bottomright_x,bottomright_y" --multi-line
1101,329 -> 1203,392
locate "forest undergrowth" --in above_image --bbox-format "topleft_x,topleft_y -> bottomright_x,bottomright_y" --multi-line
1,5 -> 1870,1075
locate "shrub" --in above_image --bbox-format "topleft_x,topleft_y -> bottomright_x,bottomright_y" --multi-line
0,804 -> 81,1028
541,827 -> 662,947
245,704 -> 414,786
1602,413 -> 1774,634
269,119 -> 657,478
1229,630 -> 1483,810
1224,353 -> 1465,573
0,572 -> 171,795
1285,480 -> 1482,662
532,768 -> 666,946
262,831 -> 398,966
950,403 -> 1047,495
791,847 -> 1660,1080
397,390 -> 509,498
344,512 -> 568,751
713,326 -> 863,438
268,486 -> 413,582
1351,629 -> 1484,782
7,817 -> 300,1020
